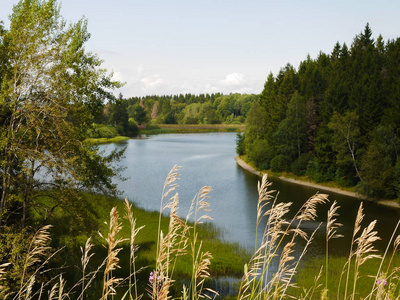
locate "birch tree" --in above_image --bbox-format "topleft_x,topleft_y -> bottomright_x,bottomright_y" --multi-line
0,0 -> 123,227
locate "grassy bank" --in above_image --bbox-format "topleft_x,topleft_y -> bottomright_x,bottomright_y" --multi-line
35,189 -> 248,298
85,135 -> 130,145
290,254 -> 400,299
7,170 -> 400,299
141,124 -> 245,134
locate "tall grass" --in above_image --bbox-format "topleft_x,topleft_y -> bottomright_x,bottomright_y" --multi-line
2,170 -> 400,299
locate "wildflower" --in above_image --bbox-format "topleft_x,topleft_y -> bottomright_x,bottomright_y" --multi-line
149,271 -> 162,285
149,271 -> 154,283
376,277 -> 387,286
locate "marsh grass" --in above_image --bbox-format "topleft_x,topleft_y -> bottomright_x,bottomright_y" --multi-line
2,170 -> 400,299
85,136 -> 130,145
141,124 -> 245,135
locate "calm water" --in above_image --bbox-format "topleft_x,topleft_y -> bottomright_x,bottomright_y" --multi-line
100,133 -> 400,257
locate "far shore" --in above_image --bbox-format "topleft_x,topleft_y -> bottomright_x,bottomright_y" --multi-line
234,156 -> 400,209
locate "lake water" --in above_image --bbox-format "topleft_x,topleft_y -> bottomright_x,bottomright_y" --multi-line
99,132 -> 400,258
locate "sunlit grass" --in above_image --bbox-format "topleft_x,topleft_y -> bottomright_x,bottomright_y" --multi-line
290,254 -> 400,299
85,135 -> 130,145
142,124 -> 245,134
6,169 -> 400,299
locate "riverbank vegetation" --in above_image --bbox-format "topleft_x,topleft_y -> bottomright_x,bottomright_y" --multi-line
1,179 -> 247,299
85,136 -> 130,145
94,93 -> 256,135
3,169 -> 400,299
141,124 -> 246,135
238,24 -> 400,200
122,93 -> 256,126
88,91 -> 254,141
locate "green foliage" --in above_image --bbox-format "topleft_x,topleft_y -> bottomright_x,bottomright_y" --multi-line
242,24 -> 400,199
358,126 -> 399,198
236,133 -> 245,156
119,93 -> 256,127
0,226 -> 32,292
247,139 -> 275,170
0,186 -> 249,298
270,154 -> 290,172
274,92 -> 307,162
129,104 -> 148,125
291,152 -> 312,176
94,124 -> 119,138
0,0 -> 123,229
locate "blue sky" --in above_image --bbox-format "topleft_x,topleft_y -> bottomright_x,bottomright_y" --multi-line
2,0 -> 400,97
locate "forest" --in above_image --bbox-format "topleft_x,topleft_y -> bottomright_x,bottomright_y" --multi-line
238,24 -> 400,199
93,92 -> 256,138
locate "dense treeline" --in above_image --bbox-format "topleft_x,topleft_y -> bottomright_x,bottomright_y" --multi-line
238,24 -> 400,199
96,93 -> 257,136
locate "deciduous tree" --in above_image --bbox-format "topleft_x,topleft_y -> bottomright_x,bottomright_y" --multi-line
0,0 -> 123,227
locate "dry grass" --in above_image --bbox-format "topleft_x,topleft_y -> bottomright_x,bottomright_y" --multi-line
2,170 -> 400,299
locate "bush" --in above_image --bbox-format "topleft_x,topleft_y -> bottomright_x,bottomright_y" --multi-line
247,139 -> 275,170
127,118 -> 139,136
94,124 -> 118,138
270,154 -> 290,172
306,157 -> 336,182
236,133 -> 245,155
290,153 -> 312,176
145,124 -> 161,130
164,112 -> 177,124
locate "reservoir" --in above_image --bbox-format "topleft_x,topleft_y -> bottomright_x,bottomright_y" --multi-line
100,132 -> 400,258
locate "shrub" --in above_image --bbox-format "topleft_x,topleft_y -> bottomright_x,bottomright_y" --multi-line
236,133 -> 245,155
145,124 -> 161,130
247,139 -> 275,170
291,153 -> 312,176
306,157 -> 336,182
94,124 -> 118,138
270,154 -> 290,172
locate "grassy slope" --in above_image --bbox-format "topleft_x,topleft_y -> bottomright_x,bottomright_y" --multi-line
38,192 -> 248,297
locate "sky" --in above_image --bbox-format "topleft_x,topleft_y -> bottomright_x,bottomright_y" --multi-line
1,0 -> 400,98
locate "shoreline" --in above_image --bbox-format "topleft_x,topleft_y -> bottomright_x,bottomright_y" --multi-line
234,156 -> 400,209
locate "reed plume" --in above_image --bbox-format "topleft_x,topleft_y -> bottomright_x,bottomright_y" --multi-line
323,201 -> 343,297
0,262 -> 11,298
124,198 -> 145,300
15,225 -> 53,300
48,275 -> 66,300
351,219 -> 381,300
79,237 -> 94,299
99,207 -> 126,299
342,202 -> 364,300
190,188 -> 218,300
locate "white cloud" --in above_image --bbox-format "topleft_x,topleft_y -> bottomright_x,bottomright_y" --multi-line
140,74 -> 164,89
137,64 -> 144,76
221,73 -> 245,86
